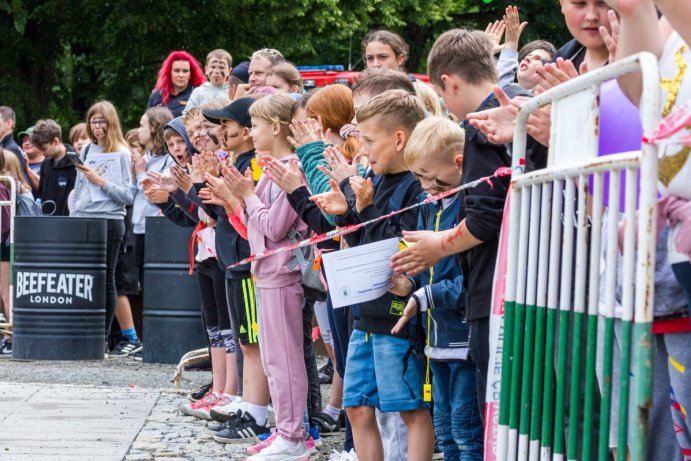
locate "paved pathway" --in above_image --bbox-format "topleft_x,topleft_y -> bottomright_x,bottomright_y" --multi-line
0,383 -> 157,461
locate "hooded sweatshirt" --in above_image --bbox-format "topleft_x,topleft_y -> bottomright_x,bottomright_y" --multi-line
130,151 -> 173,234
241,154 -> 309,288
38,152 -> 77,216
183,82 -> 230,115
71,143 -> 133,219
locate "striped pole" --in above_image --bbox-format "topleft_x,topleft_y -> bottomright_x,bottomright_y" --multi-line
528,181 -> 552,461
617,168 -> 638,460
566,175 -> 589,461
507,185 -> 532,461
517,184 -> 542,460
540,179 -> 564,460
598,170 -> 621,460
582,172 -> 604,460
553,177 -> 576,461
497,185 -> 524,461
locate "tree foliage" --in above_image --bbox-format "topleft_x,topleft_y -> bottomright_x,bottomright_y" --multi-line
0,0 -> 569,132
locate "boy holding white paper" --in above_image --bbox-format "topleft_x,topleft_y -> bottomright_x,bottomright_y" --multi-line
389,116 -> 484,459
313,89 -> 433,461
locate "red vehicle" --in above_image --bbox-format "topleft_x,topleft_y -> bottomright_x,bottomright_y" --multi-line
298,65 -> 430,90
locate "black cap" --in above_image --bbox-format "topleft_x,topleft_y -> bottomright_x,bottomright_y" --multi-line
231,61 -> 250,84
202,98 -> 254,128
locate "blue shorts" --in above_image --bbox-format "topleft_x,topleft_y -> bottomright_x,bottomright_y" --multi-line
343,329 -> 429,412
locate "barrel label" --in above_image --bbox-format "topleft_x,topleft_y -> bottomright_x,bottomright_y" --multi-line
15,272 -> 94,304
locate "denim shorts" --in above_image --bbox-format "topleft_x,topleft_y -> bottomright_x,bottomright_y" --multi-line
343,329 -> 429,412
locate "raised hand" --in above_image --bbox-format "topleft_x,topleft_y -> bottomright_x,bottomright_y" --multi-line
143,187 -> 169,204
264,156 -> 305,194
147,171 -> 178,193
349,175 -> 374,213
309,178 -> 349,216
467,86 -> 519,145
221,164 -> 255,199
534,58 -> 586,93
504,5 -> 528,50
599,9 -> 620,63
317,145 -> 359,185
485,19 -> 506,54
287,117 -> 329,149
170,165 -> 193,193
205,173 -> 241,210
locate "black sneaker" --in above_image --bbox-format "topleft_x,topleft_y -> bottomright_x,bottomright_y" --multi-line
109,339 -> 143,358
213,411 -> 270,443
312,411 -> 341,436
0,338 -> 12,356
318,360 -> 333,384
433,440 -> 444,460
188,382 -> 213,402
130,347 -> 143,362
205,412 -> 243,436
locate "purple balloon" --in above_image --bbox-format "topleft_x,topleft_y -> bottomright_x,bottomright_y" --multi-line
596,79 -> 642,212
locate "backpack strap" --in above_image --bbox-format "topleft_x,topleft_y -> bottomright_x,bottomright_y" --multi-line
386,173 -> 417,230
83,144 -> 92,162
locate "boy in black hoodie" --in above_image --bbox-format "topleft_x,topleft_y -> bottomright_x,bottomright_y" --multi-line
316,89 -> 433,461
30,119 -> 77,216
391,29 -> 516,415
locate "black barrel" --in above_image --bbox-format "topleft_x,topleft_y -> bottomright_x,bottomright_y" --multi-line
13,217 -> 106,360
143,217 -> 206,364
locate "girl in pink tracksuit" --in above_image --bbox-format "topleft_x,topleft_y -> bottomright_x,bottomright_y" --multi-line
224,92 -> 310,460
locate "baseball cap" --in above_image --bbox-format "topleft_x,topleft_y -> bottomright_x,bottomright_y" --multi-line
18,126 -> 34,139
202,98 -> 254,128
231,61 -> 250,84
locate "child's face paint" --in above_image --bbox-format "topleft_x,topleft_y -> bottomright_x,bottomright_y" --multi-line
408,155 -> 463,195
219,120 -> 246,152
207,59 -> 229,86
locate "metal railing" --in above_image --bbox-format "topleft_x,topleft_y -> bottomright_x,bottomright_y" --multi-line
488,52 -> 661,461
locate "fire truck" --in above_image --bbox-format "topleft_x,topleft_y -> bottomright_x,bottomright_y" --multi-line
298,65 -> 430,90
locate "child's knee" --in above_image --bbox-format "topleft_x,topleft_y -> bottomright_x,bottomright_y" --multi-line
400,408 -> 433,426
346,405 -> 375,424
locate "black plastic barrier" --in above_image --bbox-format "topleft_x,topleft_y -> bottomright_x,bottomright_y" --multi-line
143,217 -> 206,364
13,217 -> 107,360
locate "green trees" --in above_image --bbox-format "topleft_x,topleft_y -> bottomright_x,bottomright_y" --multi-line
0,0 -> 568,132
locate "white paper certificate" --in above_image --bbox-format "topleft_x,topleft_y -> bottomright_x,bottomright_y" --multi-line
322,237 -> 400,308
85,153 -> 122,202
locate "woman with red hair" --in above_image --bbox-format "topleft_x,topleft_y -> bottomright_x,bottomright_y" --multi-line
148,51 -> 206,117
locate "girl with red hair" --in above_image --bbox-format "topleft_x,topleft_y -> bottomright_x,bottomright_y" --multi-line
148,51 -> 206,117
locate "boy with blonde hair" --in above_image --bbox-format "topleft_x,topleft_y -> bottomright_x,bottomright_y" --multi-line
314,89 -> 434,461
391,116 -> 484,459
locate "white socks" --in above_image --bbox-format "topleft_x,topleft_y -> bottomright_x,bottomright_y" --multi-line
245,402 -> 268,426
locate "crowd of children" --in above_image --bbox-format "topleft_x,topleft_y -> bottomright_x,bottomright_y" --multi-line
1,1 -> 691,459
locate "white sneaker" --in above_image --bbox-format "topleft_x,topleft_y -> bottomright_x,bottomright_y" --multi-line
210,396 -> 244,422
328,449 -> 358,460
246,435 -> 310,461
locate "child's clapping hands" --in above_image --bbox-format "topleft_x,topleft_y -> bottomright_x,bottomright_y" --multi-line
349,176 -> 373,213
310,179 -> 349,216
263,156 -> 304,194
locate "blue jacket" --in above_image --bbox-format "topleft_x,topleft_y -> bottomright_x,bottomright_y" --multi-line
410,193 -> 469,361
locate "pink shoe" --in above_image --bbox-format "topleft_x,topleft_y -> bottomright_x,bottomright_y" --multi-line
305,436 -> 318,454
247,430 -> 278,455
178,391 -> 220,418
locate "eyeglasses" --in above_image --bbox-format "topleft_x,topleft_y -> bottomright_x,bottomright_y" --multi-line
89,119 -> 107,127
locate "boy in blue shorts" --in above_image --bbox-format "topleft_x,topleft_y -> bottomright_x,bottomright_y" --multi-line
390,116 -> 484,460
317,89 -> 433,461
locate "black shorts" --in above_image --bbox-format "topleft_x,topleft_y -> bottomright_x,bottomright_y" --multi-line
115,245 -> 139,295
0,244 -> 9,262
225,274 -> 258,345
